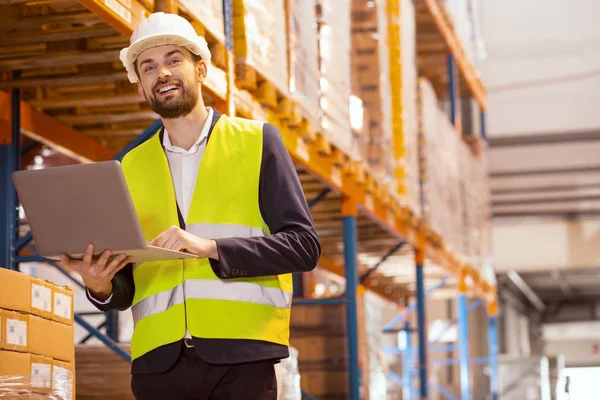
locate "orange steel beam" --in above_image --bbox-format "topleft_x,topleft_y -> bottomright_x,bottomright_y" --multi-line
0,91 -> 117,163
423,0 -> 487,110
78,0 -> 151,37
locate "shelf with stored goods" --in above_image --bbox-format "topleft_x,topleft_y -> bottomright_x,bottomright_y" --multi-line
0,0 -> 497,399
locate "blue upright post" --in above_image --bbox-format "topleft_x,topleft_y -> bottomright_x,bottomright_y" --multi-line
222,0 -> 233,52
488,302 -> 499,400
342,197 -> 360,400
404,321 -> 414,399
1,71 -> 21,270
480,110 -> 487,143
0,135 -> 12,270
415,249 -> 428,398
458,272 -> 471,400
447,54 -> 458,127
10,73 -> 21,271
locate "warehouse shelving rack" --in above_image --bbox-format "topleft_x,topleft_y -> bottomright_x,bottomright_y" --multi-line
0,0 -> 497,399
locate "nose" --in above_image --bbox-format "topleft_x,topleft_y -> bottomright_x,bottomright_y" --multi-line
157,66 -> 172,80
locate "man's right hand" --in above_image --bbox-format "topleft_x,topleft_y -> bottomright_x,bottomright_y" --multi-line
59,243 -> 131,302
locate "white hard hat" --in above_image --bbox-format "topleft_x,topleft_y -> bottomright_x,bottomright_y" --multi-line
119,12 -> 212,83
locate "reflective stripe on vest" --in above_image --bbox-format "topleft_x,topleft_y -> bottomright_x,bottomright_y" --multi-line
187,222 -> 266,239
132,280 -> 292,326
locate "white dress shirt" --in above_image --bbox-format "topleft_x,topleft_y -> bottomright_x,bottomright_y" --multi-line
89,108 -> 214,341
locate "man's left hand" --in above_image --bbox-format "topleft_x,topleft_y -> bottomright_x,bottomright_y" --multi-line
149,226 -> 219,260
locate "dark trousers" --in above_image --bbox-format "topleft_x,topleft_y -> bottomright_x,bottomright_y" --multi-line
131,346 -> 278,399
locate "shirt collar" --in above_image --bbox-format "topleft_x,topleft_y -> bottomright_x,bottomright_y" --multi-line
162,107 -> 214,154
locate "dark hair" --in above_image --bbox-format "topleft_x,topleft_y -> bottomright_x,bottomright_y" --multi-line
134,50 -> 203,80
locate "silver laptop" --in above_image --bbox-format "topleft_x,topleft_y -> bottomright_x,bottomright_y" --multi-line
12,160 -> 197,263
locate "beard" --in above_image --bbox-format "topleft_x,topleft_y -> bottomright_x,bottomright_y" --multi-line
145,79 -> 199,119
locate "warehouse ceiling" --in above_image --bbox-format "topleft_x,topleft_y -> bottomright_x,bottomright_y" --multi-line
481,0 -> 600,221
498,268 -> 600,324
488,129 -> 600,219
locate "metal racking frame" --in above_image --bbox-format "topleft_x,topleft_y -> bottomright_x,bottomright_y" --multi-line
0,0 -> 498,398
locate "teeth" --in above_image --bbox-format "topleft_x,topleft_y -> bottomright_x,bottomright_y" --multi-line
158,85 -> 178,93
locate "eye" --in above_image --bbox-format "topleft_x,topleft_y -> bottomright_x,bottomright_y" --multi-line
143,65 -> 155,73
169,58 -> 181,65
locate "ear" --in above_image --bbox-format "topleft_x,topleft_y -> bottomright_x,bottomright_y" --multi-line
196,60 -> 207,83
137,82 -> 144,97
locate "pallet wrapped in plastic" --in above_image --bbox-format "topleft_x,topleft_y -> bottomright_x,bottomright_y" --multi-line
178,0 -> 225,44
290,268 -> 406,399
317,0 -> 356,157
286,0 -> 321,127
418,77 -> 463,253
350,0 -> 393,180
458,139 -> 492,269
275,347 -> 302,400
438,0 -> 486,62
233,0 -> 289,96
0,351 -> 75,400
438,109 -> 463,253
363,291 -> 404,400
399,0 -> 421,215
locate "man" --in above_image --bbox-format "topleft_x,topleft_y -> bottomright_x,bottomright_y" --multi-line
60,12 -> 320,399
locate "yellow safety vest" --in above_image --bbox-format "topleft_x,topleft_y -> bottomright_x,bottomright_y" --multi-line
121,114 -> 293,361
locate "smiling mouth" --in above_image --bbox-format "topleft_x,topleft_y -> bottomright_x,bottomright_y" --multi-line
155,84 -> 181,96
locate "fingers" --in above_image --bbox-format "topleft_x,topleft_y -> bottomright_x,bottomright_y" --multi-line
149,226 -> 182,249
105,254 -> 131,278
82,243 -> 95,271
162,235 -> 182,251
148,231 -> 168,247
95,249 -> 113,269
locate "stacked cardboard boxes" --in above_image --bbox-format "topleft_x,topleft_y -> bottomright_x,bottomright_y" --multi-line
0,268 -> 75,399
350,0 -> 420,213
350,0 -> 393,181
178,0 -> 225,44
418,77 -> 464,254
418,76 -> 492,268
290,296 -> 370,399
233,0 -> 289,97
286,0 -> 321,128
316,0 -> 356,157
458,138 -> 492,269
398,0 -> 421,215
290,287 -> 400,399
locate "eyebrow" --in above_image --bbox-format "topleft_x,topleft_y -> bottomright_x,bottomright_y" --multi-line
138,50 -> 185,68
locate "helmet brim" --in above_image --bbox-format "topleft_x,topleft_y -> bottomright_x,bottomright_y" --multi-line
120,33 -> 211,83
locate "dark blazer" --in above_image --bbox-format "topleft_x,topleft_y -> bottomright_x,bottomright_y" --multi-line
87,110 -> 321,374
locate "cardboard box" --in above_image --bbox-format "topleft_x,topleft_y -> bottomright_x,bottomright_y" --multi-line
50,321 -> 74,363
2,310 -> 29,352
30,277 -> 54,319
53,360 -> 75,400
30,354 -> 53,394
29,314 -> 54,358
52,285 -> 74,325
0,349 -> 30,382
0,351 -> 54,395
0,268 -> 31,313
